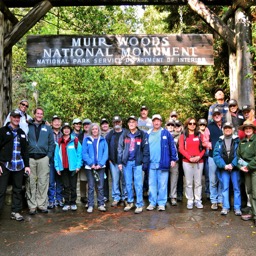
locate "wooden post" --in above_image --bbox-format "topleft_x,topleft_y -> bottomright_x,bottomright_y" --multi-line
0,11 -> 4,127
235,8 -> 254,108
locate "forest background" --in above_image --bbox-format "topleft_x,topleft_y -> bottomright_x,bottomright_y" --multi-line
11,5 -> 256,124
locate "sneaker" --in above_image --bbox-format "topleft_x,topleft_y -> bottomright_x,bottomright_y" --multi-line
87,206 -> 93,213
98,205 -> 106,212
29,208 -> 37,215
104,197 -> 109,202
234,209 -> 242,216
146,204 -> 155,211
111,200 -> 119,207
187,203 -> 193,210
47,202 -> 55,209
10,212 -> 24,221
157,205 -> 165,211
71,204 -> 77,211
195,201 -> 204,209
135,207 -> 143,214
56,200 -> 64,207
241,214 -> 253,221
171,199 -> 177,206
221,208 -> 229,215
62,205 -> 71,211
124,203 -> 134,212
211,203 -> 218,210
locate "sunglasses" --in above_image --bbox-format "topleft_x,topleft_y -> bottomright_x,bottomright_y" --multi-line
74,123 -> 82,125
167,124 -> 175,127
199,124 -> 206,126
188,122 -> 196,125
20,103 -> 29,108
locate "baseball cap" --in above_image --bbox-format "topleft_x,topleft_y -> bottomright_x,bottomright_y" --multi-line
152,114 -> 162,121
212,107 -> 221,116
61,122 -> 72,133
223,122 -> 233,129
112,116 -> 122,122
10,110 -> 21,117
52,115 -> 61,121
198,119 -> 207,126
100,118 -> 109,125
170,111 -> 178,117
127,115 -> 138,122
242,105 -> 252,112
72,118 -> 82,124
140,105 -> 148,111
82,118 -> 92,125
228,99 -> 238,107
214,88 -> 224,94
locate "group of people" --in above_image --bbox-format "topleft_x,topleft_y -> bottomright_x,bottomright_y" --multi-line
0,88 -> 256,228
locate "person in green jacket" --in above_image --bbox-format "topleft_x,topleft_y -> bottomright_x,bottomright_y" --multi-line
237,122 -> 256,226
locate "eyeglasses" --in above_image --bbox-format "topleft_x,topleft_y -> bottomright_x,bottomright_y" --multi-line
20,103 -> 29,108
188,122 -> 196,125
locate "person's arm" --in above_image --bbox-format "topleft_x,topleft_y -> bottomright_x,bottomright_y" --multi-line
178,134 -> 191,160
213,140 -> 226,169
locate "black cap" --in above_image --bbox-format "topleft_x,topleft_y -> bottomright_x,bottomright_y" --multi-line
223,122 -> 233,129
140,105 -> 148,111
100,118 -> 109,125
112,116 -> 122,122
10,110 -> 21,117
61,122 -> 72,133
242,105 -> 252,112
228,99 -> 238,107
212,107 -> 221,115
127,115 -> 138,122
52,115 -> 61,121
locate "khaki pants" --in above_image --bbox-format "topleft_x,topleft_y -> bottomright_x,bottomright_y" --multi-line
245,171 -> 256,219
26,156 -> 50,209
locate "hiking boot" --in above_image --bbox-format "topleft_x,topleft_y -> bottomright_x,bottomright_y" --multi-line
211,203 -> 218,210
71,204 -> 77,211
234,209 -> 242,216
87,206 -> 93,213
218,203 -> 223,209
134,207 -> 143,214
10,212 -> 24,221
157,205 -> 165,211
177,195 -> 183,202
62,205 -> 71,211
171,198 -> 177,206
124,203 -> 134,212
195,201 -> 204,209
146,204 -> 155,211
47,202 -> 55,209
221,208 -> 229,215
38,208 -> 48,213
98,205 -> 106,212
111,200 -> 119,207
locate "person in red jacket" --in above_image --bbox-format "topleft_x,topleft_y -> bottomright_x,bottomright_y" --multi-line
179,117 -> 205,210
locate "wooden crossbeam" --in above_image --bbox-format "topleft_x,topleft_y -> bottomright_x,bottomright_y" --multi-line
4,0 -> 52,55
3,0 -> 236,8
188,0 -> 236,51
0,0 -> 18,25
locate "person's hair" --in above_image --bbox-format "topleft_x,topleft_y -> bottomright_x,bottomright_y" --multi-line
89,123 -> 102,137
183,117 -> 199,137
33,107 -> 44,115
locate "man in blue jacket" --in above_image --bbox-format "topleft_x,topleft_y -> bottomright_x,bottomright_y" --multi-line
26,107 -> 55,215
146,114 -> 178,211
118,115 -> 150,214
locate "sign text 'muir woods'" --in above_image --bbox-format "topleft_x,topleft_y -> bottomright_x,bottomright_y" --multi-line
27,34 -> 214,67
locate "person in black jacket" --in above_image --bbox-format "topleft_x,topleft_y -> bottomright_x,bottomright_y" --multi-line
0,110 -> 30,221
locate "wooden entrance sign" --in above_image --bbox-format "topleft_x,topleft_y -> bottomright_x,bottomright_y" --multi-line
27,34 -> 213,67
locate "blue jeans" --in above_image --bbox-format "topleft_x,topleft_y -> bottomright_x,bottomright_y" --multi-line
148,167 -> 169,206
221,169 -> 241,210
123,161 -> 143,207
110,162 -> 127,201
86,168 -> 105,207
204,156 -> 210,195
48,159 -> 63,203
208,157 -> 222,203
